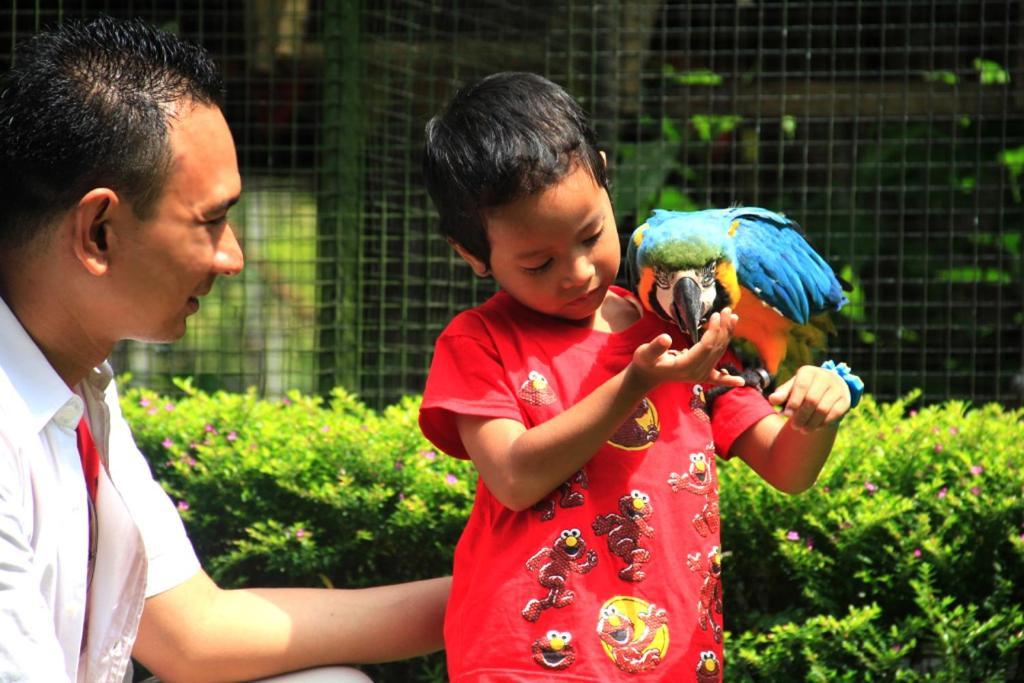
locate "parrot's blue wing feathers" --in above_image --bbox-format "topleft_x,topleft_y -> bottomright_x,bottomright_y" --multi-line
730,208 -> 847,324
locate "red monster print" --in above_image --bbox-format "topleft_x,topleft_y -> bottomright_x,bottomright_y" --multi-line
667,450 -> 715,497
596,603 -> 669,674
687,545 -> 723,643
522,528 -> 598,622
533,469 -> 589,521
691,384 -> 711,423
696,650 -> 723,682
692,497 -> 720,538
531,630 -> 576,670
592,490 -> 655,582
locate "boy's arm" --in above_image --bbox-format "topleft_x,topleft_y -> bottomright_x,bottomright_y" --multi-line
457,311 -> 745,511
730,365 -> 852,494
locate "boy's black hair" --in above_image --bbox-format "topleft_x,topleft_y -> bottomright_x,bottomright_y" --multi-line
423,72 -> 608,266
0,15 -> 225,251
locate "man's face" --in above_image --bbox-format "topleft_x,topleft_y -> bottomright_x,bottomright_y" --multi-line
109,102 -> 243,343
476,163 -> 620,325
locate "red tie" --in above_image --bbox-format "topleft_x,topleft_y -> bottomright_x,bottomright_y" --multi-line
76,416 -> 100,502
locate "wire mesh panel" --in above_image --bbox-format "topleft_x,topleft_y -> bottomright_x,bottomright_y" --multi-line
2,1 -> 1021,407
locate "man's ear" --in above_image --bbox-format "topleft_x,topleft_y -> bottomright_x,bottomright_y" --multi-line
72,188 -> 120,276
447,237 -> 490,278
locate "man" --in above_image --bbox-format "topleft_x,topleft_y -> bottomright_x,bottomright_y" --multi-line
0,16 -> 448,683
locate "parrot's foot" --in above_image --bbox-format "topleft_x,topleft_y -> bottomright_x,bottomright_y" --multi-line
705,365 -> 773,412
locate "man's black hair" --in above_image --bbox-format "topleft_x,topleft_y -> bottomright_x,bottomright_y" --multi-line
423,72 -> 608,266
0,15 -> 225,251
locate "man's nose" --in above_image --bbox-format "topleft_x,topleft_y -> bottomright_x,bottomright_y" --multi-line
214,224 -> 244,276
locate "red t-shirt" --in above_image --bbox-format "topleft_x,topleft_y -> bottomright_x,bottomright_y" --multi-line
420,287 -> 775,682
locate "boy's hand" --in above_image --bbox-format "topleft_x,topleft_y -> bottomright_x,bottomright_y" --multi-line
628,309 -> 746,391
769,365 -> 852,432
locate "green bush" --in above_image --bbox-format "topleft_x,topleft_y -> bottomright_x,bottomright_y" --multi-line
721,393 -> 1024,681
122,378 -> 474,681
123,384 -> 1024,682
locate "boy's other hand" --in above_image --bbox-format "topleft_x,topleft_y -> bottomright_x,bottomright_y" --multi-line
629,309 -> 746,391
768,365 -> 852,433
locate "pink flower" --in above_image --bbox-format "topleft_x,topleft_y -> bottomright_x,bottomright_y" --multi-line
421,450 -> 436,461
806,537 -> 815,550
161,438 -> 174,449
913,548 -> 922,558
204,424 -> 216,434
909,410 -> 918,417
139,398 -> 151,407
320,425 -> 330,433
970,486 -> 980,496
970,465 -> 984,476
398,493 -> 406,501
865,482 -> 878,494
934,443 -> 943,453
163,403 -> 175,412
394,461 -> 404,470
226,431 -> 238,442
949,427 -> 959,435
786,530 -> 800,541
147,408 -> 158,416
294,528 -> 308,539
937,487 -> 948,499
176,501 -> 189,511
822,486 -> 830,494
445,474 -> 458,485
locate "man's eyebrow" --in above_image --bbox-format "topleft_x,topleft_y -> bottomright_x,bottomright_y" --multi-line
203,196 -> 240,217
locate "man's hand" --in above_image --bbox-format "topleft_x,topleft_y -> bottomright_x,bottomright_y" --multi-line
768,365 -> 852,433
628,309 -> 746,391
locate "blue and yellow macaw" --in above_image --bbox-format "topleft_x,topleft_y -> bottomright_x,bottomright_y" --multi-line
626,207 -> 849,384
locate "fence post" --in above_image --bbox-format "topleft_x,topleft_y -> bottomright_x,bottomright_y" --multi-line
318,0 -> 363,396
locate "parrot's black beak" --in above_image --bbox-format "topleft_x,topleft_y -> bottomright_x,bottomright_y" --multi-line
672,277 -> 704,343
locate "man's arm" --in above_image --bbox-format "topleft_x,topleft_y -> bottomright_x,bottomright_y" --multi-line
133,569 -> 450,683
458,311 -> 744,511
0,439 -> 76,682
731,365 -> 851,494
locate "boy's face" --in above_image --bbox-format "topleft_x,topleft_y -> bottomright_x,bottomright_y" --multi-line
457,162 -> 620,325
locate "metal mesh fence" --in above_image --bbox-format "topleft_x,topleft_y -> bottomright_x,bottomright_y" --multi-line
3,1 -> 1021,407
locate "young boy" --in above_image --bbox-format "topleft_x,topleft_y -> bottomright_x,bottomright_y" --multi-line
420,72 -> 854,681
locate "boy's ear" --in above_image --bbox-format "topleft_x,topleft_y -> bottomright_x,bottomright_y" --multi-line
71,188 -> 121,276
447,238 -> 490,278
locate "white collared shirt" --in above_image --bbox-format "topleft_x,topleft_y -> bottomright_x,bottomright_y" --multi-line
0,298 -> 200,682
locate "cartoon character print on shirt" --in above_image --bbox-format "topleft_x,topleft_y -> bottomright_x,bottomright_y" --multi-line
607,397 -> 659,450
687,545 -> 724,643
531,630 -> 576,671
596,597 -> 669,674
691,384 -> 711,423
667,442 -> 721,538
533,469 -> 588,521
592,490 -> 655,582
667,444 -> 716,497
518,370 -> 558,406
696,650 -> 723,683
522,528 -> 599,622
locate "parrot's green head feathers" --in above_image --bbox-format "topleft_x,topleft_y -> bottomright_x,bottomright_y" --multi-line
642,237 -> 727,270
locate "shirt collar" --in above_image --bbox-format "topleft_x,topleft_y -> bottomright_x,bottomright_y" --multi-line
0,296 -> 95,434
